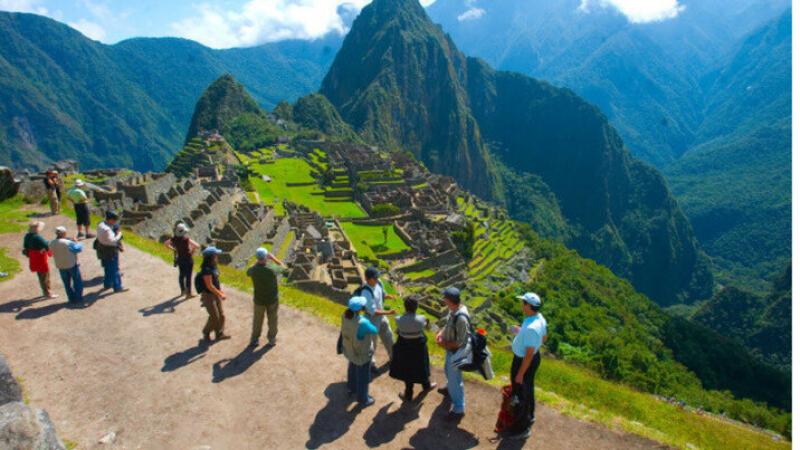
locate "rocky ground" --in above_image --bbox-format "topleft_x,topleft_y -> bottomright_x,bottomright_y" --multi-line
0,214 -> 664,449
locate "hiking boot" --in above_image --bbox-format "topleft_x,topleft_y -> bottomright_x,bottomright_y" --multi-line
437,386 -> 450,397
216,333 -> 232,341
266,339 -> 277,347
447,411 -> 465,422
248,340 -> 259,348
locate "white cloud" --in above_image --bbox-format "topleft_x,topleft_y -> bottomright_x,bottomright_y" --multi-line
0,0 -> 48,15
171,0 -> 374,49
579,0 -> 685,23
457,7 -> 484,22
68,18 -> 107,41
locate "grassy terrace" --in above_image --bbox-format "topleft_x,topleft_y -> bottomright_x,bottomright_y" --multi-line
461,201 -> 524,280
340,222 -> 410,263
248,157 -> 366,218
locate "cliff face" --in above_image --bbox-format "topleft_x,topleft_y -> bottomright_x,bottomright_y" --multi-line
185,74 -> 265,142
319,0 -> 712,305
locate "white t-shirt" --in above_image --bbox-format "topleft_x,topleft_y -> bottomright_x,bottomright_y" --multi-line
364,282 -> 384,317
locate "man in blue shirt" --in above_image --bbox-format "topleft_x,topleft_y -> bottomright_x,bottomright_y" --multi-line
506,292 -> 548,440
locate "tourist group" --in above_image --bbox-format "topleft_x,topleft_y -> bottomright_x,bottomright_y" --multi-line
20,178 -> 548,442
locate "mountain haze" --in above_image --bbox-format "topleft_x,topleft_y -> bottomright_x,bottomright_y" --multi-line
320,0 -> 712,305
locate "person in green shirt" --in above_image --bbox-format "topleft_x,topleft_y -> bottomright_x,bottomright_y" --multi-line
247,247 -> 286,347
67,179 -> 94,239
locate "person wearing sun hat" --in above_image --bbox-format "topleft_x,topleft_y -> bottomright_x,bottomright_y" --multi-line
165,223 -> 200,299
50,226 -> 84,305
67,179 -> 93,239
503,292 -> 548,441
247,246 -> 286,347
197,246 -> 230,342
22,221 -> 56,299
340,295 -> 378,407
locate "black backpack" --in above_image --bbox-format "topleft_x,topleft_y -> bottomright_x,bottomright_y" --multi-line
453,312 -> 491,377
194,272 -> 206,295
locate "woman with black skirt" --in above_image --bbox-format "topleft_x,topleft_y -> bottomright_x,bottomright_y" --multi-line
390,298 -> 437,401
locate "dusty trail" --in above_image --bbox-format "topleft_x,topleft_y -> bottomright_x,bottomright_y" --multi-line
0,215 -> 664,449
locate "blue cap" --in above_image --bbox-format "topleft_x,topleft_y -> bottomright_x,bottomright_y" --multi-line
255,247 -> 269,260
443,286 -> 461,302
348,296 -> 367,312
517,292 -> 542,308
105,210 -> 119,220
364,266 -> 380,280
202,246 -> 223,256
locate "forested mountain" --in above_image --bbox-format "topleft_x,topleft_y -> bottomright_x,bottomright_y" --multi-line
321,0 -> 712,306
0,12 -> 339,171
665,12 -> 791,290
426,0 -> 791,292
691,264 -> 792,371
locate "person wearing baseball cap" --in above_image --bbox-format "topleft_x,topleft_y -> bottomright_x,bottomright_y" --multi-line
247,247 -> 286,347
50,226 -> 84,305
502,292 -> 548,441
359,266 -> 396,373
436,286 -> 470,419
198,246 -> 230,342
22,221 -> 56,299
43,169 -> 61,216
340,295 -> 378,407
165,223 -> 200,299
67,179 -> 94,239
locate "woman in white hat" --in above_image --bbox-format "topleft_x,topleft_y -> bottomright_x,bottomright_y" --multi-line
164,223 -> 200,299
22,221 -> 56,299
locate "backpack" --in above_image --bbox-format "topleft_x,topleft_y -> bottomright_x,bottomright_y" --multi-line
451,312 -> 493,380
194,271 -> 207,295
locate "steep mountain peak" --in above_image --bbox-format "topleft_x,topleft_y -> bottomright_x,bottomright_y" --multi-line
185,74 -> 264,142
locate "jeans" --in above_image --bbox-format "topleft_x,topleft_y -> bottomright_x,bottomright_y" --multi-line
510,352 -> 541,433
59,265 -> 84,303
445,351 -> 465,413
369,315 -> 394,363
177,257 -> 193,294
347,361 -> 372,404
102,255 -> 122,292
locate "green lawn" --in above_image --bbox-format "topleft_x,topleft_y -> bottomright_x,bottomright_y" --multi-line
404,268 -> 435,281
0,196 -> 33,233
0,247 -> 20,282
249,158 -> 366,218
340,222 -> 410,262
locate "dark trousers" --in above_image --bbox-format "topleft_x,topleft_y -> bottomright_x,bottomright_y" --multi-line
59,265 -> 84,303
404,380 -> 432,399
347,361 -> 371,404
177,258 -> 193,294
510,352 -> 541,433
102,255 -> 122,292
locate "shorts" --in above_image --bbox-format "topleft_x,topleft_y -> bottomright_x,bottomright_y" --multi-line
75,203 -> 91,226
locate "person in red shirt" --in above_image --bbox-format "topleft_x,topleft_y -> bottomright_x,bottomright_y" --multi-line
22,221 -> 56,299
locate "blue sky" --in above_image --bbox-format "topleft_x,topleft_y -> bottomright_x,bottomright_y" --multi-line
0,0 -> 686,48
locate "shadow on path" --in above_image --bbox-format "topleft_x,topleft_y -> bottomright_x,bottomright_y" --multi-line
211,344 -> 272,383
306,382 -> 365,449
139,296 -> 188,317
162,340 -> 210,372
82,276 -> 104,289
0,296 -> 48,314
363,400 -> 421,448
406,400 -> 480,450
15,302 -> 65,320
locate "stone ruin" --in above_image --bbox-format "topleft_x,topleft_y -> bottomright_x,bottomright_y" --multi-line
284,201 -> 362,304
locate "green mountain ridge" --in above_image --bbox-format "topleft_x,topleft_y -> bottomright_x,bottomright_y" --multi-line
0,11 -> 339,171
320,0 -> 712,306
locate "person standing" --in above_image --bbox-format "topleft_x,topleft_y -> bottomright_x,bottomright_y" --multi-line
22,221 -> 56,299
361,267 -> 396,372
436,287 -> 469,419
390,297 -> 436,402
246,247 -> 285,347
96,211 -> 126,293
164,223 -> 199,299
50,226 -> 84,305
43,170 -> 61,216
341,296 -> 378,407
67,179 -> 94,239
197,246 -> 230,342
504,292 -> 548,440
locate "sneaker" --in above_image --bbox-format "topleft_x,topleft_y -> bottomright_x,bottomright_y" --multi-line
46,294 -> 59,299
266,340 -> 277,347
360,397 -> 375,407
248,340 -> 259,348
77,232 -> 85,238
508,429 -> 531,441
114,288 -> 130,293
216,333 -> 232,341
398,392 -> 412,402
203,333 -> 212,343
370,364 -> 380,374
423,382 -> 438,392
447,411 -> 465,422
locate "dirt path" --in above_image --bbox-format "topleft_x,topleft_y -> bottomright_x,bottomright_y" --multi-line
0,215 -> 665,450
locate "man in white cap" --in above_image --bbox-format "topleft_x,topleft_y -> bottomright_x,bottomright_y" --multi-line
164,223 -> 200,299
246,247 -> 285,347
50,226 -> 84,305
503,292 -> 548,440
67,179 -> 94,239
